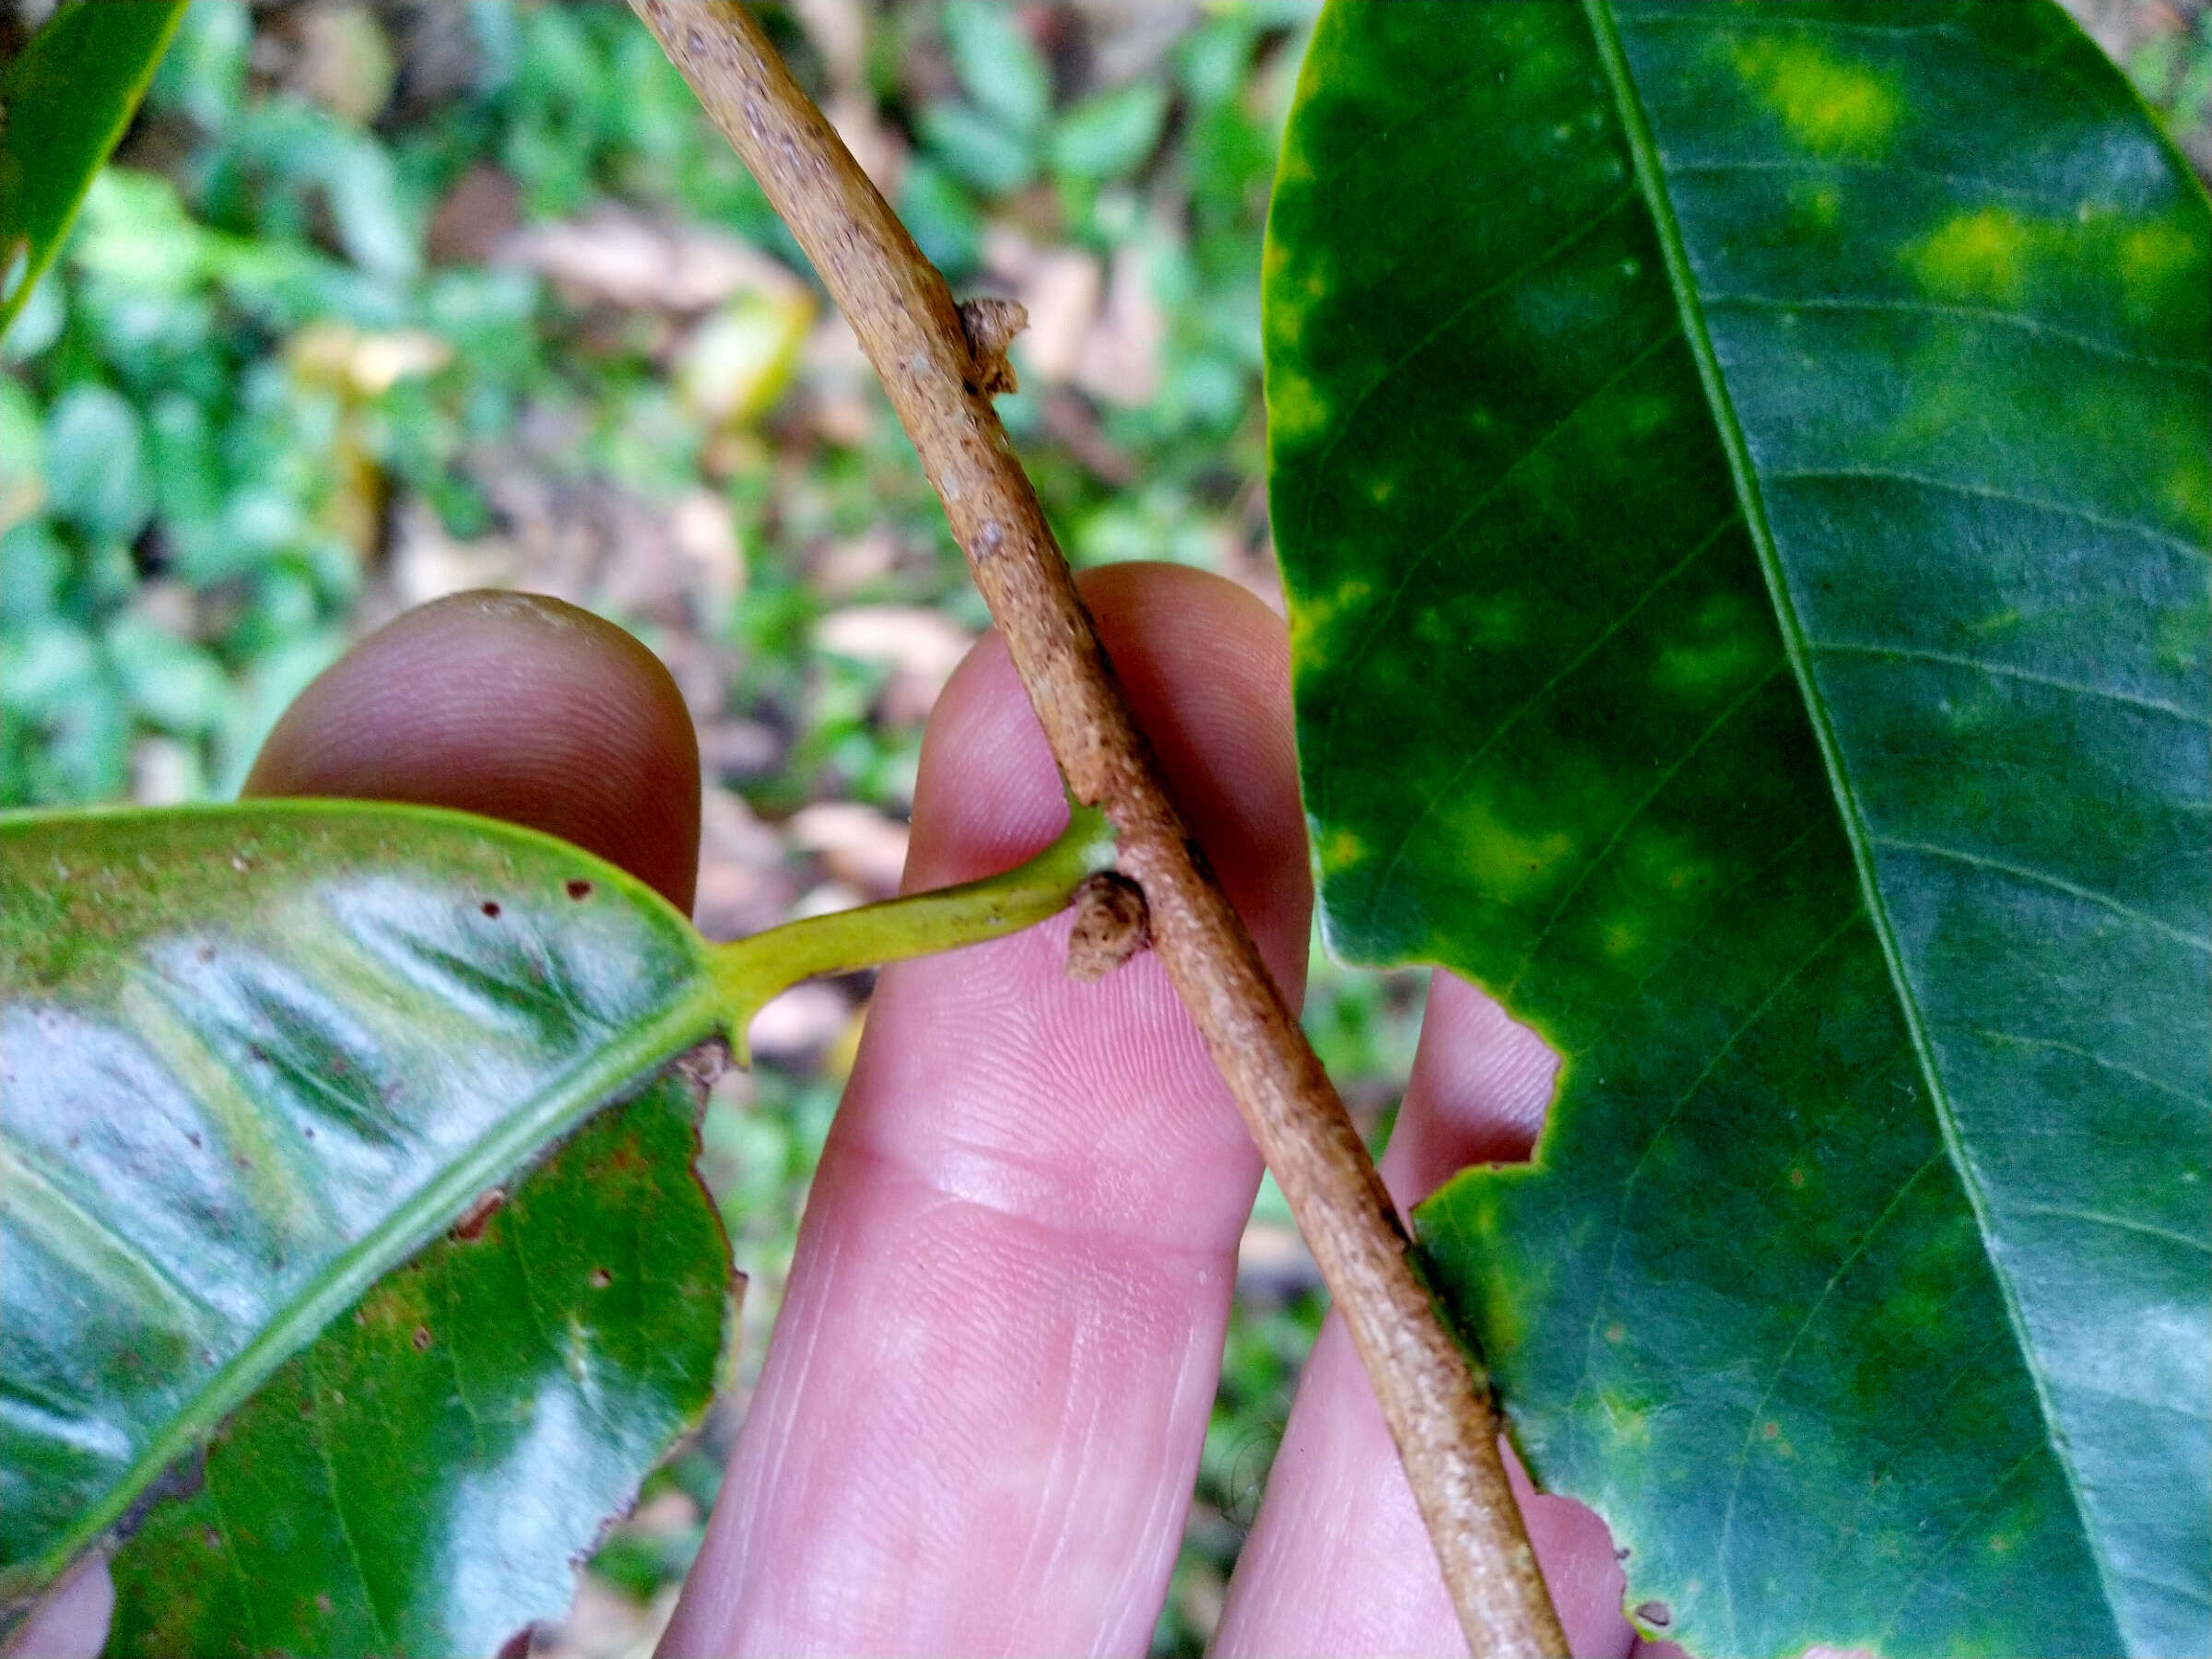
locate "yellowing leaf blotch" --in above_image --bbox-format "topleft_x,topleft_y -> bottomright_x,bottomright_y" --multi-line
1906,206 -> 2032,305
1446,795 -> 1577,902
1268,368 -> 1330,443
1731,36 -> 1900,158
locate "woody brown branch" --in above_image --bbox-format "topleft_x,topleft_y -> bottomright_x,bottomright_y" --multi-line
627,4 -> 1567,1651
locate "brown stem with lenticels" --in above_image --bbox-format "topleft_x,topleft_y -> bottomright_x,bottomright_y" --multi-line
628,4 -> 1568,1652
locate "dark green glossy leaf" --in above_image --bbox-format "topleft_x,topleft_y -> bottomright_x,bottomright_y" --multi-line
107,1073 -> 730,1659
0,804 -> 724,1644
0,0 -> 186,336
1265,4 -> 2208,1654
1,795 -> 1109,1652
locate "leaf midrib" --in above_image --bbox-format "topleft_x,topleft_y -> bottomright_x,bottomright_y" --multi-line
18,981 -> 724,1594
1580,0 -> 2129,1641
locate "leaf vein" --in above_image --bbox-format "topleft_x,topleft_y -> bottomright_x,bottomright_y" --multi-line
1502,665 -> 1788,1000
1763,466 -> 2209,562
1702,290 -> 2209,377
1587,0 -> 2152,1631
301,1344 -> 399,1653
1871,835 -> 2210,954
1660,157 -> 2054,211
1872,1445 -> 2047,1646
1625,6 -> 1970,40
436,1252 -> 496,1460
1293,187 -> 1641,568
0,1142 -> 217,1330
1319,327 -> 1681,826
1808,640 -> 2206,724
1359,507 -> 1741,941
1571,904 -> 1868,1489
1713,1151 -> 1947,1643
1999,1203 -> 2209,1255
1962,1026 -> 2208,1108
201,1465 -> 274,1655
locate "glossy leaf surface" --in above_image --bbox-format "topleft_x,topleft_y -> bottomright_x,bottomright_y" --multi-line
1,794 -> 1110,1652
106,1073 -> 730,1658
1265,4 -> 2209,1653
0,0 -> 186,335
0,803 -> 725,1632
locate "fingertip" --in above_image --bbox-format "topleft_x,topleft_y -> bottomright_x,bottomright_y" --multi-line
667,563 -> 1312,1652
2,1550 -> 112,1659
1080,562 -> 1304,951
1378,970 -> 1561,1206
244,592 -> 702,911
909,561 -> 1309,992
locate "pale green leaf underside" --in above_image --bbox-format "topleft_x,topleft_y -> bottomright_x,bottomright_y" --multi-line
1265,3 -> 2208,1653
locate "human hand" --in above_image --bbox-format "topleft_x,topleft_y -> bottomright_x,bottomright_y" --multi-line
13,562 -> 1646,1658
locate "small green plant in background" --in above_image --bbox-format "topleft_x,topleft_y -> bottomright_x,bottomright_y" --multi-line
2128,3 -> 2212,168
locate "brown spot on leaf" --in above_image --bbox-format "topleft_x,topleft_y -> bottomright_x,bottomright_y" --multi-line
412,1325 -> 431,1352
481,900 -> 501,918
113,1447 -> 206,1542
673,1038 -> 731,1095
315,1592 -> 334,1616
449,1186 -> 507,1242
1635,1601 -> 1672,1628
589,1267 -> 612,1289
566,878 -> 594,900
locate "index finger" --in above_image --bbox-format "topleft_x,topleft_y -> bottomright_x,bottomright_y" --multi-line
662,562 -> 1312,1656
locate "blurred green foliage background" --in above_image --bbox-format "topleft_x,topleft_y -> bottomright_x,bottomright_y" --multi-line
2,1 -> 2204,1651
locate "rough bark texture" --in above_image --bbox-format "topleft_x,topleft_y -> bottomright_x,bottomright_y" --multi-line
628,5 -> 1568,1650
1065,870 -> 1149,982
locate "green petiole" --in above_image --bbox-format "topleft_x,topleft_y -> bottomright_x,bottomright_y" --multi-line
709,796 -> 1117,1062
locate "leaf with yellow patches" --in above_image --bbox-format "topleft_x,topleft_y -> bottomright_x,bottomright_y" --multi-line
1268,4 -> 2208,1653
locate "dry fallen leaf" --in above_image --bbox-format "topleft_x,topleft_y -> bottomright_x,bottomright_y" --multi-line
786,800 -> 912,898
502,209 -> 809,315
